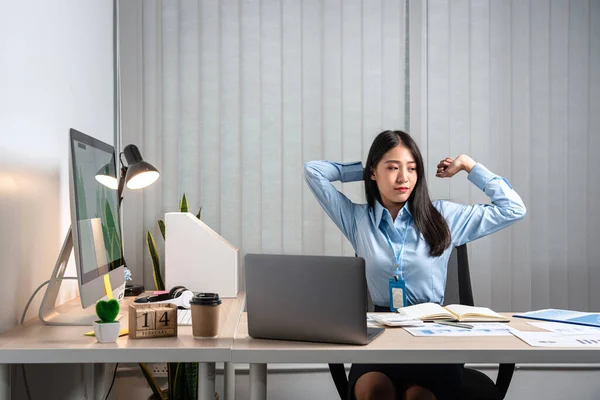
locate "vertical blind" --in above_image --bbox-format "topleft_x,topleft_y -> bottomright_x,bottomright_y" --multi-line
425,0 -> 600,312
119,0 -> 600,312
119,0 -> 410,292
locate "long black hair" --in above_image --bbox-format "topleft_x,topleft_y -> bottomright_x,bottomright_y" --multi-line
363,130 -> 451,257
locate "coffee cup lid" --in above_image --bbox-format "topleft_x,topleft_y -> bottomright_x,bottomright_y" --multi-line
190,293 -> 222,306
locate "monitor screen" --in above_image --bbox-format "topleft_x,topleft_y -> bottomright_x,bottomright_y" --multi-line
70,129 -> 123,285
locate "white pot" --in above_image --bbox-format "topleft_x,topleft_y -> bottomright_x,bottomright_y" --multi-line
93,321 -> 121,343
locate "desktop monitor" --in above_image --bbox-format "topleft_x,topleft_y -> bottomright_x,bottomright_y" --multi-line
69,128 -> 125,308
39,129 -> 125,325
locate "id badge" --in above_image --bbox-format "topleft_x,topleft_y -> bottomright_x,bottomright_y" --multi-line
388,275 -> 407,312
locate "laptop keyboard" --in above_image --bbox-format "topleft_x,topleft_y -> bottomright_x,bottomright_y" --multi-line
177,309 -> 192,325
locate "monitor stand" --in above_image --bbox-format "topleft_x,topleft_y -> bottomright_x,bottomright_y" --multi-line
38,227 -> 125,326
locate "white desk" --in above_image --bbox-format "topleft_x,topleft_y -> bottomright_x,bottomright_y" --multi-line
232,313 -> 600,400
0,292 -> 245,400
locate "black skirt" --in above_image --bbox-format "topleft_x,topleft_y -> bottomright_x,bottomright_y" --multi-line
347,305 -> 464,400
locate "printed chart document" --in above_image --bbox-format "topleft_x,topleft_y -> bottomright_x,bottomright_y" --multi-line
511,331 -> 600,348
404,323 -> 516,337
397,303 -> 509,322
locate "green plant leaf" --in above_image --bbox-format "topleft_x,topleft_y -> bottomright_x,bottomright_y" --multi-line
146,231 -> 165,291
196,206 -> 202,220
169,362 -> 193,400
172,363 -> 182,399
168,363 -> 176,400
185,363 -> 198,399
158,220 -> 166,240
139,363 -> 166,400
179,193 -> 189,213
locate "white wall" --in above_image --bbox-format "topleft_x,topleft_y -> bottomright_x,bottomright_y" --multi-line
0,0 -> 115,397
0,0 -> 115,321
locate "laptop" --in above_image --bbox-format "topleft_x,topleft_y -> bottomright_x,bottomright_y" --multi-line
245,253 -> 384,345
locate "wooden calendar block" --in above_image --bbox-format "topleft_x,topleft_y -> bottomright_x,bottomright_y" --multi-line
129,303 -> 178,339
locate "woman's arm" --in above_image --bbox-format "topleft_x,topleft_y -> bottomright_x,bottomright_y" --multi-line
436,155 -> 527,247
303,160 -> 364,246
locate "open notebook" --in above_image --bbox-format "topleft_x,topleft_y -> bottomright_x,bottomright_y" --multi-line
396,303 -> 509,322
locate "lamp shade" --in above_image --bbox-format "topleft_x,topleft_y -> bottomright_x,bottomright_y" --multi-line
95,160 -> 118,190
123,144 -> 160,189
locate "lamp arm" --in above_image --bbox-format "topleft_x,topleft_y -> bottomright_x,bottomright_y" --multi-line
117,165 -> 127,210
117,164 -> 130,273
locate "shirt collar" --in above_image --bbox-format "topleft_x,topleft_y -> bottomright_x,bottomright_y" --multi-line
374,199 -> 412,227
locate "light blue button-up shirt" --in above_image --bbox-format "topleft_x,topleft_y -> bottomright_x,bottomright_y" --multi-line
304,160 -> 526,307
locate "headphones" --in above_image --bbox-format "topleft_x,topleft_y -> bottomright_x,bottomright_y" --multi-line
133,285 -> 194,309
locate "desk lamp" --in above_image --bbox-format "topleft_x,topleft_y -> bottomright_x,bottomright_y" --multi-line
96,144 -> 160,207
96,144 -> 160,295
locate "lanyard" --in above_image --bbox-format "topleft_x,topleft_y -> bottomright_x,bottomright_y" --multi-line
380,216 -> 411,280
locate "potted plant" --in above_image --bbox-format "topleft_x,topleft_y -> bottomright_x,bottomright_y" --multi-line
93,299 -> 121,343
139,193 -> 211,400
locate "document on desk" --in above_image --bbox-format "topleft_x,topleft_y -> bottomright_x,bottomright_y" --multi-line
404,323 -> 516,337
512,331 -> 600,347
527,321 -> 600,335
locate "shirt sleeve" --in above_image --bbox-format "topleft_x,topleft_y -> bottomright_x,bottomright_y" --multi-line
303,160 -> 364,247
439,163 -> 527,247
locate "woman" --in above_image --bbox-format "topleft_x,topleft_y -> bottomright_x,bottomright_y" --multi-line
304,130 -> 526,400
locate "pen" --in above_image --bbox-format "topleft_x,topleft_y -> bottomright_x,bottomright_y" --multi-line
437,321 -> 474,329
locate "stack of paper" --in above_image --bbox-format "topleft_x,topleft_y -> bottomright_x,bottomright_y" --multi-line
368,313 -> 424,327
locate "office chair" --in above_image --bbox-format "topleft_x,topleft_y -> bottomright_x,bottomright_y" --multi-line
328,244 -> 515,400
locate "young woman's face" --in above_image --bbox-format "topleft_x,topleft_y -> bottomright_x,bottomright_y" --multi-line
371,144 -> 418,208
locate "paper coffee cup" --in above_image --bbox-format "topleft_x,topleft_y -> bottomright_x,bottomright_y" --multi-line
190,293 -> 222,338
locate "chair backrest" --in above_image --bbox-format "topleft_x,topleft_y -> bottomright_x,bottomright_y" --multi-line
443,244 -> 474,306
